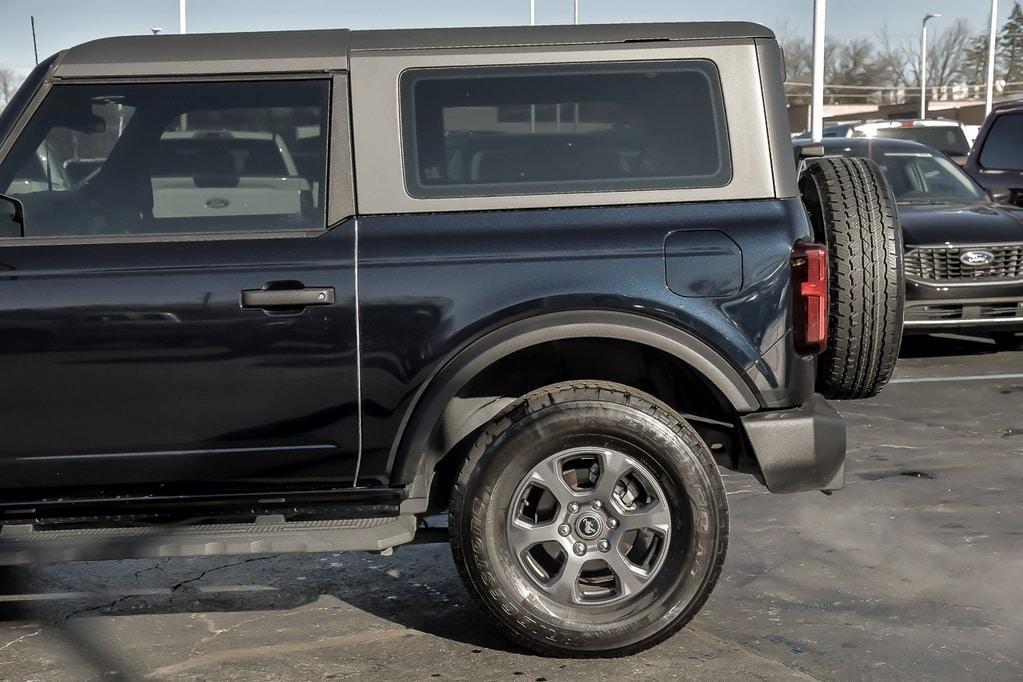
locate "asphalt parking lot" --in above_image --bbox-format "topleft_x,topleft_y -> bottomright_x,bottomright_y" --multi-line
0,334 -> 1020,681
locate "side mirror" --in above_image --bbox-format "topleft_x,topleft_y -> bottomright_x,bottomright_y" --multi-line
0,193 -> 25,238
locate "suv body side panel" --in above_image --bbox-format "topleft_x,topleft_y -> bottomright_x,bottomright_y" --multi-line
355,198 -> 814,486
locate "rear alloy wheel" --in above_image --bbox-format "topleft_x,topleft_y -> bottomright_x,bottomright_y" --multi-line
449,381 -> 728,657
507,447 -> 672,606
800,156 -> 905,399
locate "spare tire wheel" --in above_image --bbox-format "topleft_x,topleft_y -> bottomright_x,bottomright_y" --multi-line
799,156 -> 904,400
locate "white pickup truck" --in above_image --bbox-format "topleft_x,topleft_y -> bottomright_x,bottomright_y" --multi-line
151,130 -> 311,219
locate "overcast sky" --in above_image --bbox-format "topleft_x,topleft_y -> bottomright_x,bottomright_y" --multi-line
0,0 -> 1013,76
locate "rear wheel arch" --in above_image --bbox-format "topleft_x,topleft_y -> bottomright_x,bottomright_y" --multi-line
389,311 -> 762,501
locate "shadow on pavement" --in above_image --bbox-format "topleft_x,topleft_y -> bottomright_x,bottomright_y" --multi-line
0,545 -> 520,678
899,333 -> 1001,358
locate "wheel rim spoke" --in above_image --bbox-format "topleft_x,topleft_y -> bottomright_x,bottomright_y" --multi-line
545,553 -> 585,604
604,550 -> 651,597
507,517 -> 559,554
617,498 -> 672,534
593,449 -> 635,504
529,456 -> 578,505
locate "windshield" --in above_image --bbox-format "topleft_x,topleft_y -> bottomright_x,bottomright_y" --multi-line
872,150 -> 986,203
871,126 -> 971,156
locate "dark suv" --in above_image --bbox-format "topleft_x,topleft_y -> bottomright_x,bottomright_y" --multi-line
0,23 -> 903,656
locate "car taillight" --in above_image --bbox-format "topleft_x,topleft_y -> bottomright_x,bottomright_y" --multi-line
792,243 -> 829,355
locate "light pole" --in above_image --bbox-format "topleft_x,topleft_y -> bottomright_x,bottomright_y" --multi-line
179,0 -> 187,34
573,0 -> 579,24
920,13 -> 941,119
986,0 -> 999,115
810,0 -> 826,143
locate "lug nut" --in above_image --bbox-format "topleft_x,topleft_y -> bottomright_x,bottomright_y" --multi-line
607,517 -> 618,530
591,500 -> 603,510
558,524 -> 571,537
597,539 -> 610,552
567,502 -> 580,514
573,542 -> 586,556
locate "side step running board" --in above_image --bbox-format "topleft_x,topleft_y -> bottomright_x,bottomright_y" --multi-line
0,515 -> 416,566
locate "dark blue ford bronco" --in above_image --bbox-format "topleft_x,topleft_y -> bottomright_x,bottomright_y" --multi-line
0,22 -> 903,656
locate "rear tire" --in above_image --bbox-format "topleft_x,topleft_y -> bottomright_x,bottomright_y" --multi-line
449,381 -> 728,657
800,156 -> 905,400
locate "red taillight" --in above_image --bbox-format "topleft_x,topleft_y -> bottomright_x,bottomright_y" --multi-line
792,243 -> 829,355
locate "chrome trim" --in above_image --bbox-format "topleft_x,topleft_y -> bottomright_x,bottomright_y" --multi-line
907,276 -> 1023,287
904,318 -> 1023,327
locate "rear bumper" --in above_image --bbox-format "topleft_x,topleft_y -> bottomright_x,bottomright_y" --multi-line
740,395 -> 846,493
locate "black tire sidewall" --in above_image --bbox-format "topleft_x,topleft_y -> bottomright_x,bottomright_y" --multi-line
800,156 -> 905,399
453,395 -> 725,655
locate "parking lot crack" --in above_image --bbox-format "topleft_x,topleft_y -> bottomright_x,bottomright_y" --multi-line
0,629 -> 40,652
63,595 -> 135,621
170,554 -> 280,593
134,558 -> 171,581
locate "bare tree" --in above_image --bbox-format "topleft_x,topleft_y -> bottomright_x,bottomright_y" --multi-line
874,26 -> 914,87
0,67 -> 20,108
898,18 -> 974,89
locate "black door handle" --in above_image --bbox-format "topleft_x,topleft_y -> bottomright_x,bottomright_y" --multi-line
241,286 -> 335,310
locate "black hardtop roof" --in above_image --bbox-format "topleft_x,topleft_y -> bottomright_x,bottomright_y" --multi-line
54,22 -> 774,79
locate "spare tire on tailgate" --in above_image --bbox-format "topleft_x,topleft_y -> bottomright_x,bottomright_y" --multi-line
799,156 -> 904,400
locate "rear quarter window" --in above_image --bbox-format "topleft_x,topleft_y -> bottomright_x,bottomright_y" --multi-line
399,60 -> 731,199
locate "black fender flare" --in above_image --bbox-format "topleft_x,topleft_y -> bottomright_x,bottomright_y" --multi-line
389,310 -> 762,488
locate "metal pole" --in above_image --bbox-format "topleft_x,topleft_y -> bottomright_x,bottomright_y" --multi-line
30,16 -> 39,65
574,0 -> 580,130
920,14 -> 941,120
920,23 -> 927,118
810,0 -> 826,143
986,0 -> 999,115
179,0 -> 188,131
529,0 -> 535,133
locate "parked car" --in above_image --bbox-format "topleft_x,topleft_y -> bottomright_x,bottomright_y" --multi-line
965,99 -> 1023,205
851,119 -> 973,165
795,137 -> 1023,349
151,130 -> 311,223
791,121 -> 862,140
0,23 -> 904,656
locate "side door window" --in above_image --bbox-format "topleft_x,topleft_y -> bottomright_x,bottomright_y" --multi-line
0,79 -> 329,238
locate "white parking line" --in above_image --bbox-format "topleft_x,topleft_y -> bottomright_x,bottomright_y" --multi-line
890,372 -> 1023,384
